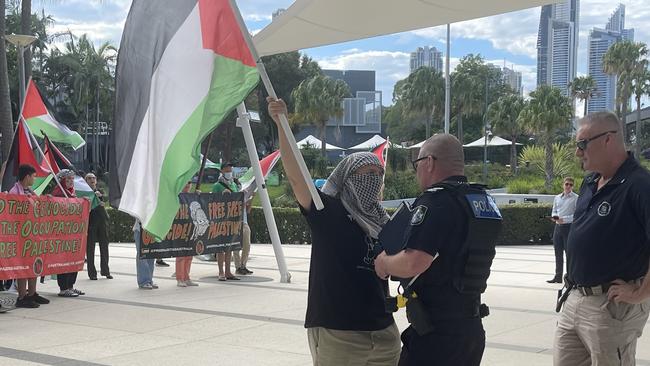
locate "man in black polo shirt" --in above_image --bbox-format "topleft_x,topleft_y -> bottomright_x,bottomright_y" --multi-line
554,112 -> 650,365
268,98 -> 400,365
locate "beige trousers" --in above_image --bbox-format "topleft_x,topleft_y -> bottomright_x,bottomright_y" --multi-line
233,223 -> 250,269
307,324 -> 401,366
554,288 -> 650,366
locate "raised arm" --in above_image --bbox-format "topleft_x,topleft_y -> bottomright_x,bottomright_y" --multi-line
267,97 -> 312,211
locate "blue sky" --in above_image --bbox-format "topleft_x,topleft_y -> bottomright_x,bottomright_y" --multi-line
38,0 -> 650,107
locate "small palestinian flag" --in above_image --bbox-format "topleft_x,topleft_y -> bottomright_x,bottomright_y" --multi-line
111,0 -> 260,239
372,138 -> 389,168
240,149 -> 281,193
23,80 -> 85,150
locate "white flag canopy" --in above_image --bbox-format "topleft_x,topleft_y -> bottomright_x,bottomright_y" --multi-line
296,135 -> 345,150
463,135 -> 522,147
348,135 -> 403,150
253,0 -> 557,57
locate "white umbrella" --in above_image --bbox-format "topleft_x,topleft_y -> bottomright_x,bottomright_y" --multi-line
296,135 -> 345,151
463,135 -> 522,147
348,135 -> 403,150
253,0 -> 557,57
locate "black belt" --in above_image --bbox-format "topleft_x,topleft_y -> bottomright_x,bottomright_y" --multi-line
574,283 -> 611,296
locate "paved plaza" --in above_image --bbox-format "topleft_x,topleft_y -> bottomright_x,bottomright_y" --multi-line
1,243 -> 650,366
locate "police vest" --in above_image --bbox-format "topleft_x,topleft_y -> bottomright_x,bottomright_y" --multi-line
433,182 -> 503,295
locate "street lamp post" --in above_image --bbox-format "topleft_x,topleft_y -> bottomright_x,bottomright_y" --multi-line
483,75 -> 490,183
5,34 -> 38,110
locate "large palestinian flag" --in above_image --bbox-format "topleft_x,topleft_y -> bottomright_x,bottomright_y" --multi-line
111,0 -> 260,239
23,80 -> 85,150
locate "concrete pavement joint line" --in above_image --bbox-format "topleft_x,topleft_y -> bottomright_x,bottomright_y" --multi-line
69,295 -> 305,326
0,346 -> 108,366
108,271 -> 310,293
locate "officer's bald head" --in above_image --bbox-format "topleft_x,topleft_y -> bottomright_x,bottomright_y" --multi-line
417,134 -> 465,188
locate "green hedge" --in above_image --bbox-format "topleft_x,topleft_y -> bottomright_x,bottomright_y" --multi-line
106,203 -> 555,245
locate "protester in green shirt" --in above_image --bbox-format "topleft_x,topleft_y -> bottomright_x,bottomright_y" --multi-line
211,163 -> 241,281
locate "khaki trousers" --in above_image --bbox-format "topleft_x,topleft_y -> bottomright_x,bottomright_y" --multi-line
554,288 -> 650,366
233,223 -> 250,269
307,324 -> 401,366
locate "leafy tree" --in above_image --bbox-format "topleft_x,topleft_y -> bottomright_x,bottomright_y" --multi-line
631,66 -> 650,158
518,85 -> 574,189
603,40 -> 648,137
291,74 -> 350,157
569,75 -> 597,117
487,94 -> 525,173
0,0 -> 13,165
397,66 -> 444,138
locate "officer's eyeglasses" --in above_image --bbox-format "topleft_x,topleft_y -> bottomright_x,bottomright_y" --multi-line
576,130 -> 617,151
411,155 -> 436,171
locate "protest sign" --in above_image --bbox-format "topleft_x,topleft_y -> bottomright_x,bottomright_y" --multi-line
0,193 -> 90,280
139,192 -> 244,259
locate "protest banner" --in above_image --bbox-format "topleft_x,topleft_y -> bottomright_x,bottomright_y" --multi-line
139,192 -> 244,259
0,193 -> 90,280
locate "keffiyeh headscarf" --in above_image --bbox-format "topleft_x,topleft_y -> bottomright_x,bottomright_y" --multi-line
322,152 -> 388,238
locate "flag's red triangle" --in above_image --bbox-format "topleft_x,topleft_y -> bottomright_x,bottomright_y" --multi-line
41,135 -> 74,174
198,0 -> 256,67
15,120 -> 50,177
372,140 -> 389,167
23,80 -> 48,119
259,150 -> 281,177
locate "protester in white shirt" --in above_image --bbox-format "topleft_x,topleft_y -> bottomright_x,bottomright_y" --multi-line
547,177 -> 578,283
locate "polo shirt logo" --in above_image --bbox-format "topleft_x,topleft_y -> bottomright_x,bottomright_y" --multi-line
598,201 -> 611,217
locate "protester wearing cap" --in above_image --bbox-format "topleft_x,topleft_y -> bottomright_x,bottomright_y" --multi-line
52,169 -> 84,298
268,98 -> 400,365
84,173 -> 112,280
554,112 -> 650,365
9,164 -> 50,308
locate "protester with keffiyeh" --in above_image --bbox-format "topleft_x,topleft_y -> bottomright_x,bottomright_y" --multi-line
268,98 -> 400,366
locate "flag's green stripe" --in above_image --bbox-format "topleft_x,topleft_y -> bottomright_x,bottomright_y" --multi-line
33,175 -> 53,195
26,116 -> 85,149
144,56 -> 259,239
76,190 -> 100,210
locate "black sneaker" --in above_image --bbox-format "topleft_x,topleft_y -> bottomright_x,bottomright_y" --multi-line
27,293 -> 50,304
235,267 -> 247,275
155,260 -> 170,267
243,267 -> 253,275
15,297 -> 39,308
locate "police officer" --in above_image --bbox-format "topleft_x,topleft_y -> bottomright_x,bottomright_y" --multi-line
554,112 -> 650,365
375,134 -> 502,366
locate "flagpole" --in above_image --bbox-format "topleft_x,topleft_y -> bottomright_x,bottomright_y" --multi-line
236,102 -> 291,283
196,131 -> 214,191
21,118 -> 68,198
227,0 -> 324,212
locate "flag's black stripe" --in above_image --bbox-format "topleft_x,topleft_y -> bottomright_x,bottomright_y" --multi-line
110,0 -> 198,208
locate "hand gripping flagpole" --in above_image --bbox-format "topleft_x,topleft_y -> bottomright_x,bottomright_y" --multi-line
228,0 -> 324,212
236,103 -> 290,283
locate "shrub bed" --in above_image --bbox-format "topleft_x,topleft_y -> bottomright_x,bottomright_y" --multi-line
107,203 -> 554,245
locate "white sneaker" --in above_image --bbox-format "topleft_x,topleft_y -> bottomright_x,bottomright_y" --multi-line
177,280 -> 187,287
185,280 -> 199,287
151,283 -> 159,289
139,284 -> 154,290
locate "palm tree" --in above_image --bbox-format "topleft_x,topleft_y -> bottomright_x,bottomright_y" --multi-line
519,85 -> 574,189
487,94 -> 525,174
451,55 -> 486,144
399,66 -> 444,138
631,67 -> 650,158
603,40 -> 648,136
569,76 -> 597,117
0,0 -> 13,168
292,75 -> 350,157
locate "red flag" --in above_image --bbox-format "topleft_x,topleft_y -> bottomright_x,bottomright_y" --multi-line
1,120 -> 52,192
372,140 -> 389,167
40,135 -> 75,174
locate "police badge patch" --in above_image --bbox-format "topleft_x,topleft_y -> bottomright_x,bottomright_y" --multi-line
598,201 -> 611,217
410,205 -> 428,226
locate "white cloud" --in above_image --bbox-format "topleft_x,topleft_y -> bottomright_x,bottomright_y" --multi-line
244,13 -> 272,22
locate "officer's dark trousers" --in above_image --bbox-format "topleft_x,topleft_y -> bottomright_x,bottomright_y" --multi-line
398,318 -> 485,366
86,216 -> 110,278
57,272 -> 77,291
552,224 -> 571,278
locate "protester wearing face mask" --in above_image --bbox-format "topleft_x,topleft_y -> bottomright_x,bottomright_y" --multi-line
268,98 -> 400,366
211,163 -> 242,281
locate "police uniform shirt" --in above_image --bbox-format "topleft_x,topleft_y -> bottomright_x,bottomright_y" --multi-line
567,155 -> 650,286
403,176 -> 469,309
300,191 -> 395,331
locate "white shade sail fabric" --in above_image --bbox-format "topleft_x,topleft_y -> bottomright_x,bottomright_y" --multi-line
463,135 -> 522,147
253,0 -> 558,57
296,134 -> 345,150
348,134 -> 403,149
